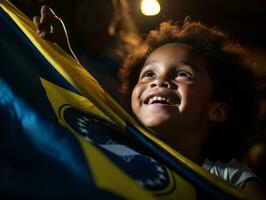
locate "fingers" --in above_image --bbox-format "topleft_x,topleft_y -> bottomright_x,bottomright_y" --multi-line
40,5 -> 62,32
32,5 -> 71,52
33,15 -> 48,38
32,15 -> 40,32
40,5 -> 53,24
33,5 -> 62,40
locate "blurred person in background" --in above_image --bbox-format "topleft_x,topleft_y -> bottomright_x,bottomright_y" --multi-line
242,80 -> 266,184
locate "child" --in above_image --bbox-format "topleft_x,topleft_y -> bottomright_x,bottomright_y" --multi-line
33,6 -> 265,198
118,20 -> 266,199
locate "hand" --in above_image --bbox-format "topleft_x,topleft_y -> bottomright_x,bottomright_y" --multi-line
33,5 -> 76,58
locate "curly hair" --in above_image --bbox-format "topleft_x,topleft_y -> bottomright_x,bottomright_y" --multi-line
119,20 -> 260,162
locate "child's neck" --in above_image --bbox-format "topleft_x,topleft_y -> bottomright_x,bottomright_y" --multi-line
174,140 -> 205,164
154,128 -> 207,165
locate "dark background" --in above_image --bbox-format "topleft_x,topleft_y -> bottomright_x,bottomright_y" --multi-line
131,0 -> 266,47
11,0 -> 266,75
130,0 -> 266,75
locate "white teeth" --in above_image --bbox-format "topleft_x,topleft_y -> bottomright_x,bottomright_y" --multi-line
148,96 -> 171,104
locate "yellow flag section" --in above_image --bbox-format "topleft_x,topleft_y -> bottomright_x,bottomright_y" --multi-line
0,1 -> 255,200
41,78 -> 196,199
40,81 -> 153,200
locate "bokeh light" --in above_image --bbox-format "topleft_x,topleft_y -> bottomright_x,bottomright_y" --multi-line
141,0 -> 160,16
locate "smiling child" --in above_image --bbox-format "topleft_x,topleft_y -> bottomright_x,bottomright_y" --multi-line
119,20 -> 266,199
33,6 -> 265,198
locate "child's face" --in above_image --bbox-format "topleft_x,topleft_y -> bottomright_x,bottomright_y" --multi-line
131,43 -> 215,138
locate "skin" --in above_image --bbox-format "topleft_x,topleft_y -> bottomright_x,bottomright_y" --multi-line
244,178 -> 266,200
131,43 -> 218,163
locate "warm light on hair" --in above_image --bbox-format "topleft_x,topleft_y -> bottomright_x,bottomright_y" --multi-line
141,0 -> 160,16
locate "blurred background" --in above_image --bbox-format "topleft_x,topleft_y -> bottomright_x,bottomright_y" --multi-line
10,0 -> 266,182
11,0 -> 266,70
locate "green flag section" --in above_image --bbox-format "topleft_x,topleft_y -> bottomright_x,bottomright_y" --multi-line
0,0 -> 256,199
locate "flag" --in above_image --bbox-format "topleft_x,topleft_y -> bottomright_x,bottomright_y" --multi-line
0,0 -> 254,199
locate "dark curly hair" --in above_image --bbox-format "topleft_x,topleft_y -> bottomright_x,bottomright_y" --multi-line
119,20 -> 260,162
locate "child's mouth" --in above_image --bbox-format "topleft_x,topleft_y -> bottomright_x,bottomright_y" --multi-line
144,93 -> 180,105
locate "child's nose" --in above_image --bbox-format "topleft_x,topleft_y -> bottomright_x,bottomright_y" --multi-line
150,79 -> 170,88
150,79 -> 177,89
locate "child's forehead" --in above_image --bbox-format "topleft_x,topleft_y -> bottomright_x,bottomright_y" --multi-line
144,43 -> 207,69
142,59 -> 198,72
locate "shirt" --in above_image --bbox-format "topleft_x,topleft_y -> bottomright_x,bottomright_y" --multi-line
202,158 -> 257,187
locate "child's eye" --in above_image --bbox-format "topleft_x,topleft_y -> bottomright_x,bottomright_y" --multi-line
175,70 -> 194,80
142,70 -> 156,78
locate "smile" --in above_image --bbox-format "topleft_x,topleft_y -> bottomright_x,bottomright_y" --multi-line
148,96 -> 172,104
144,92 -> 180,105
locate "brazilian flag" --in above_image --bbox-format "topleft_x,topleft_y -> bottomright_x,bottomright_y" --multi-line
0,0 -> 255,199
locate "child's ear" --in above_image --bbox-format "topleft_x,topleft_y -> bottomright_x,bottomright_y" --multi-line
208,102 -> 229,123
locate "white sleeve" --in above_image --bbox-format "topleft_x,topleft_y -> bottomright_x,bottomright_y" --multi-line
228,159 -> 258,187
202,158 -> 258,188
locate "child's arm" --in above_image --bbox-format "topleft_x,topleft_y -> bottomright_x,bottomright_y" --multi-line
243,178 -> 266,200
33,5 -> 79,62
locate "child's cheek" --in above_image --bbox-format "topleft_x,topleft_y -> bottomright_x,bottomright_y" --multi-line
131,85 -> 141,113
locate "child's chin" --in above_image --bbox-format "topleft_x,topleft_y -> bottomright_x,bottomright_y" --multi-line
142,116 -> 172,131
